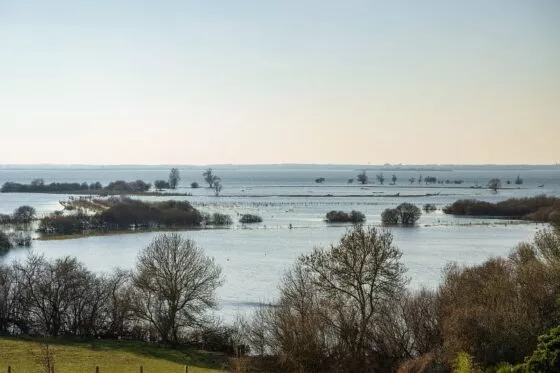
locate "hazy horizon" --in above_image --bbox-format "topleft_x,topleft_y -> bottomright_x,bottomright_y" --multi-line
1,1 -> 558,164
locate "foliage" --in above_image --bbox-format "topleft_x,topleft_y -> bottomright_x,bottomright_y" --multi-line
325,210 -> 366,223
357,171 -> 368,185
515,175 -> 523,185
453,352 -> 480,373
315,177 -> 325,183
154,180 -> 171,189
191,182 -> 200,188
239,214 -> 262,224
522,326 -> 560,373
168,168 -> 181,189
442,195 -> 560,223
376,173 -> 385,185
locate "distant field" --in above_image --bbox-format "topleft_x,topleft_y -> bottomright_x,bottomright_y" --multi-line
0,337 -> 227,373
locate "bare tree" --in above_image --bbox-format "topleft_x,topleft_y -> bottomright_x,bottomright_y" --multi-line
132,233 -> 223,344
376,173 -> 385,185
203,168 -> 216,188
254,226 -> 408,373
357,171 -> 368,185
214,179 -> 223,196
168,168 -> 181,189
488,178 -> 501,192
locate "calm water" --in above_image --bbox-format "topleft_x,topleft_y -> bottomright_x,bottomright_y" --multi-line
1,164 -> 558,320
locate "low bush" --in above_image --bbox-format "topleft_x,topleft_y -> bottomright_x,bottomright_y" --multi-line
210,213 -> 233,226
240,214 -> 263,224
423,203 -> 437,213
325,210 -> 366,223
154,180 -> 170,189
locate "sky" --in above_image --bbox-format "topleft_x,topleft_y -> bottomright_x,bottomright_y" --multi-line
0,1 -> 559,165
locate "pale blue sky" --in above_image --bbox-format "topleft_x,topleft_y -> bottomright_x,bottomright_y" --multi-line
1,1 -> 558,164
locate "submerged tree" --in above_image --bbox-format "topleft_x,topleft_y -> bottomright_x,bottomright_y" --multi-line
132,233 -> 223,344
168,168 -> 180,189
391,174 -> 397,184
488,178 -> 501,192
376,173 -> 385,185
357,171 -> 368,185
203,169 -> 219,188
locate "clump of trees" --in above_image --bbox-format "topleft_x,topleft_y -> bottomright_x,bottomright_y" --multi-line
315,178 -> 325,183
0,205 -> 36,224
325,210 -> 365,223
239,214 -> 263,224
39,198 -> 204,236
381,203 -> 421,226
0,233 -> 223,346
443,195 -> 560,224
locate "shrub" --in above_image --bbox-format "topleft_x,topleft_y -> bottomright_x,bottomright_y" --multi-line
210,213 -> 233,226
154,180 -> 170,189
315,177 -> 325,183
12,205 -> 36,223
423,203 -> 437,213
381,208 -> 399,225
239,214 -> 263,224
191,182 -> 200,189
325,210 -> 366,223
523,326 -> 560,373
9,232 -> 32,247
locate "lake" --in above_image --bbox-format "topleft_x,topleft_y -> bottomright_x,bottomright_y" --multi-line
1,164 -> 558,320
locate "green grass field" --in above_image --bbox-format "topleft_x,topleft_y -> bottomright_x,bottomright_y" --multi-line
0,337 -> 228,373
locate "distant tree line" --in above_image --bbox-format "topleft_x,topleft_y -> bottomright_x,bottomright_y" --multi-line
0,233 -> 224,348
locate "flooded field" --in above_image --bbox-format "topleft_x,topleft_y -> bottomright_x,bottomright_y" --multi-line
0,164 -> 558,320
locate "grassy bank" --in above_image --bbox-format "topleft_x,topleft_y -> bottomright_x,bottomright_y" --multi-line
0,337 -> 227,373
